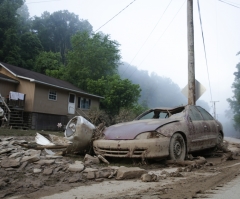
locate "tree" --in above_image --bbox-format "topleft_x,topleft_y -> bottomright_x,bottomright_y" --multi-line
34,51 -> 65,78
20,32 -> 43,70
66,32 -> 121,90
32,10 -> 93,64
227,52 -> 240,130
87,75 -> 141,117
0,0 -> 24,65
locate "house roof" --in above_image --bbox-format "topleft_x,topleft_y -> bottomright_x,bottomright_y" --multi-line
0,73 -> 19,84
0,62 -> 103,99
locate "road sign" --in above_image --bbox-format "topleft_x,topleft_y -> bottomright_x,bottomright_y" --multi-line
181,79 -> 206,101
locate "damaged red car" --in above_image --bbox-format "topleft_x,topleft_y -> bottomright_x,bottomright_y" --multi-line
93,105 -> 224,160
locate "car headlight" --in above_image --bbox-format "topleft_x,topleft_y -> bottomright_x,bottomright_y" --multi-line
135,132 -> 165,140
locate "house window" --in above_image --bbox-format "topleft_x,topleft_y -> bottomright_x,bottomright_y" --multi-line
78,97 -> 91,109
49,90 -> 57,101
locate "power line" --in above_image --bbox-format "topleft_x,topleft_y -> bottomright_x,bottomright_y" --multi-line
94,0 -> 137,33
26,0 -> 61,4
197,0 -> 213,102
218,0 -> 240,9
126,0 -> 186,80
120,0 -> 173,77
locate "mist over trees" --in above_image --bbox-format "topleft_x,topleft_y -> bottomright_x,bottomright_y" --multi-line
118,62 -> 210,111
227,52 -> 240,131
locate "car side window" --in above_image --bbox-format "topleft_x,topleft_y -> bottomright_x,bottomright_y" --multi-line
139,112 -> 155,120
196,106 -> 214,120
188,106 -> 203,121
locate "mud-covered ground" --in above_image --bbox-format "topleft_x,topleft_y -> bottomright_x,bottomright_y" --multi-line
1,136 -> 240,199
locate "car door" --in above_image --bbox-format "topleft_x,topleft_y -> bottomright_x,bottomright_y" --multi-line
187,106 -> 206,151
196,106 -> 218,148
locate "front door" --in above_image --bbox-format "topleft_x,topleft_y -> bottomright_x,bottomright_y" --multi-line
68,93 -> 75,114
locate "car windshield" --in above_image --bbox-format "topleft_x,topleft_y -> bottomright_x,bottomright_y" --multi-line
136,107 -> 185,120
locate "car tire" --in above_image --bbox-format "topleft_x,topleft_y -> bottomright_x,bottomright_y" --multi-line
169,133 -> 186,161
216,132 -> 224,150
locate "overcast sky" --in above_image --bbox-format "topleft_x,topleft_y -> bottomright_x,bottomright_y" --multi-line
25,0 -> 240,120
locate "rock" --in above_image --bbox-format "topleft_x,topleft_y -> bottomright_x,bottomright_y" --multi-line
45,155 -> 63,159
0,141 -> 10,146
32,181 -> 43,189
97,155 -> 110,164
96,168 -> 114,178
95,178 -> 104,182
83,168 -> 98,173
0,148 -> 14,155
14,140 -> 28,144
17,161 -> 28,172
35,159 -> 55,165
68,174 -> 82,183
53,167 -> 62,174
0,180 -> 7,188
86,171 -> 95,179
1,158 -> 21,168
21,154 -> 40,163
108,170 -> 117,179
68,161 -> 85,172
83,154 -> 100,165
9,151 -> 24,159
33,168 -> 42,174
1,137 -> 13,141
43,168 -> 53,175
24,149 -> 41,156
141,173 -> 158,182
68,176 -> 79,183
5,168 -> 15,171
116,167 -> 147,180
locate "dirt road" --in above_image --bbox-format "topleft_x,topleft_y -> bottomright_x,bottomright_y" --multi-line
2,137 -> 240,199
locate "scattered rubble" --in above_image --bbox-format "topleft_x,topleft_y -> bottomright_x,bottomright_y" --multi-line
0,134 -> 239,199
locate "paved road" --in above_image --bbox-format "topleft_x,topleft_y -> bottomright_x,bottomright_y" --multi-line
208,175 -> 240,199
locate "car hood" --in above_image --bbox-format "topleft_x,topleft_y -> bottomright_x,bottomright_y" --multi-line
103,118 -> 179,140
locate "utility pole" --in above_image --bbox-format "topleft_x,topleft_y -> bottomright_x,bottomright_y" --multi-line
187,0 -> 195,105
211,101 -> 219,119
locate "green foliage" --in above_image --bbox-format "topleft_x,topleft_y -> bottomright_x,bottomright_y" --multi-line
0,0 -> 24,65
227,54 -> 240,130
20,32 -> 43,69
32,10 -> 92,64
87,75 -> 141,116
34,51 -> 65,78
66,32 -> 121,90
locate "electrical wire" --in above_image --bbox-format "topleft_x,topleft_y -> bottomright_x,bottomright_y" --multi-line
197,0 -> 213,102
26,0 -> 61,4
126,0 -> 186,80
218,0 -> 240,8
120,0 -> 173,77
94,0 -> 137,33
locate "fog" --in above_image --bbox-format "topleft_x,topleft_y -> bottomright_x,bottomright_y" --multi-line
25,0 -> 240,137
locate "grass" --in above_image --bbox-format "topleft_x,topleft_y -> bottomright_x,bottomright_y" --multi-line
0,128 -> 64,136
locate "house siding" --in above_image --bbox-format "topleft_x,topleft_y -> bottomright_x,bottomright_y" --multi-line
16,79 -> 35,112
0,80 -> 17,97
33,84 -> 68,115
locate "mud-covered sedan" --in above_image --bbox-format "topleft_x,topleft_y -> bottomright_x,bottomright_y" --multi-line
93,105 -> 224,160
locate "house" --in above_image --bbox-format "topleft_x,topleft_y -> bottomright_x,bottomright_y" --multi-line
0,62 -> 103,130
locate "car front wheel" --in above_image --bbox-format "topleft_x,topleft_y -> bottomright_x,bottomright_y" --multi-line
169,133 -> 186,161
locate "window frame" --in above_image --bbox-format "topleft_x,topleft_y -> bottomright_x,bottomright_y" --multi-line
48,90 -> 57,101
77,97 -> 91,109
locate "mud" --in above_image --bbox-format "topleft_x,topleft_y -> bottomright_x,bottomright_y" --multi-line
1,136 -> 240,199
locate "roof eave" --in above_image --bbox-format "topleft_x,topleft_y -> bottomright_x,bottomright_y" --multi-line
31,79 -> 104,99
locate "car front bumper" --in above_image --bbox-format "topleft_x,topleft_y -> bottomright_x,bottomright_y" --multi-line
93,137 -> 170,159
